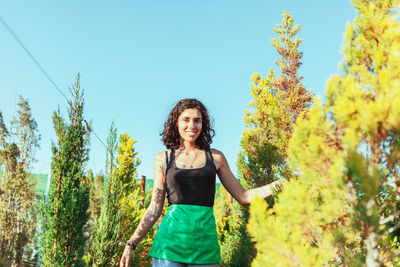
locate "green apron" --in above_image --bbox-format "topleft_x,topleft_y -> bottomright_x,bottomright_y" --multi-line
149,204 -> 220,264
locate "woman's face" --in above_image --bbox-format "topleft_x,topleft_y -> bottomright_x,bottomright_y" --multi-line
177,108 -> 202,144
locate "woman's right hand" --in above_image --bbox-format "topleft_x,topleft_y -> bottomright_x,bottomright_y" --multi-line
120,152 -> 167,267
119,245 -> 133,267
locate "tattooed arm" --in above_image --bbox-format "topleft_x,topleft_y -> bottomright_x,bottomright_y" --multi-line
126,188 -> 165,245
120,152 -> 167,267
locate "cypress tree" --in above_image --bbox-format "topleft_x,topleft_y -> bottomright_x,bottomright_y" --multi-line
116,133 -> 156,266
39,74 -> 90,266
238,10 -> 312,189
0,96 -> 40,266
220,11 -> 312,266
91,121 -> 122,266
326,0 -> 400,264
248,1 -> 400,266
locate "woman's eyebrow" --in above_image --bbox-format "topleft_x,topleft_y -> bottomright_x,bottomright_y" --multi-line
181,116 -> 202,119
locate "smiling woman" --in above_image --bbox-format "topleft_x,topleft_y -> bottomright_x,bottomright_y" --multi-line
119,98 -> 287,267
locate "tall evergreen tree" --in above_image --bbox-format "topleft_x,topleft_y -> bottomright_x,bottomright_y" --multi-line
39,74 -> 90,266
91,122 -> 122,266
238,10 -> 312,189
248,1 -> 400,266
220,11 -> 312,266
116,133 -> 155,266
0,96 -> 40,266
326,0 -> 400,264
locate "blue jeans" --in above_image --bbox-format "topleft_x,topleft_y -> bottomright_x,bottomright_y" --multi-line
152,258 -> 219,267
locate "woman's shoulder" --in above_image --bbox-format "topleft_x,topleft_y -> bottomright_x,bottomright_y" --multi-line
154,150 -> 172,173
210,147 -> 222,154
210,148 -> 224,160
209,148 -> 227,170
154,150 -> 172,162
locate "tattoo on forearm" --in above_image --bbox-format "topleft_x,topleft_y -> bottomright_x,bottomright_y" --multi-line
130,188 -> 165,244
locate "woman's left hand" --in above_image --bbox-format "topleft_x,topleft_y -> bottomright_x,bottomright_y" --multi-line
119,245 -> 133,267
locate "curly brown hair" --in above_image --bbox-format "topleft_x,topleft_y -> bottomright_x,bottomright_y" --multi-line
161,99 -> 215,150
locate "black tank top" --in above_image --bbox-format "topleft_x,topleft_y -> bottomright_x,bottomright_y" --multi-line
165,149 -> 217,207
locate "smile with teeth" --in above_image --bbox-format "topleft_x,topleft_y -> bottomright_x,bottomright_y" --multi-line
186,131 -> 197,136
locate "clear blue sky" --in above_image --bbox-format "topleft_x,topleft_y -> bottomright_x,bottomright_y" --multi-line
1,1 -> 356,181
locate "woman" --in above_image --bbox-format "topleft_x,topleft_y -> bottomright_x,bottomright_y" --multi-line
120,99 -> 286,267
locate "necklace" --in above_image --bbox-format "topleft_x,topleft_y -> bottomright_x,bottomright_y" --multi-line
189,149 -> 198,168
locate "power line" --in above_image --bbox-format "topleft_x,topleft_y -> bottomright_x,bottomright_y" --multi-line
84,119 -> 108,150
0,15 -> 109,152
0,16 -> 69,103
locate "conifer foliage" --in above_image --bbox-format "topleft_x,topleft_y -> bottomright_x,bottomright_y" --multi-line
248,1 -> 400,266
238,10 -> 312,189
0,96 -> 40,266
220,11 -> 311,266
90,121 -> 122,266
214,186 -> 231,245
326,0 -> 400,264
116,133 -> 155,267
117,133 -> 141,197
248,101 -> 349,266
39,74 -> 90,266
